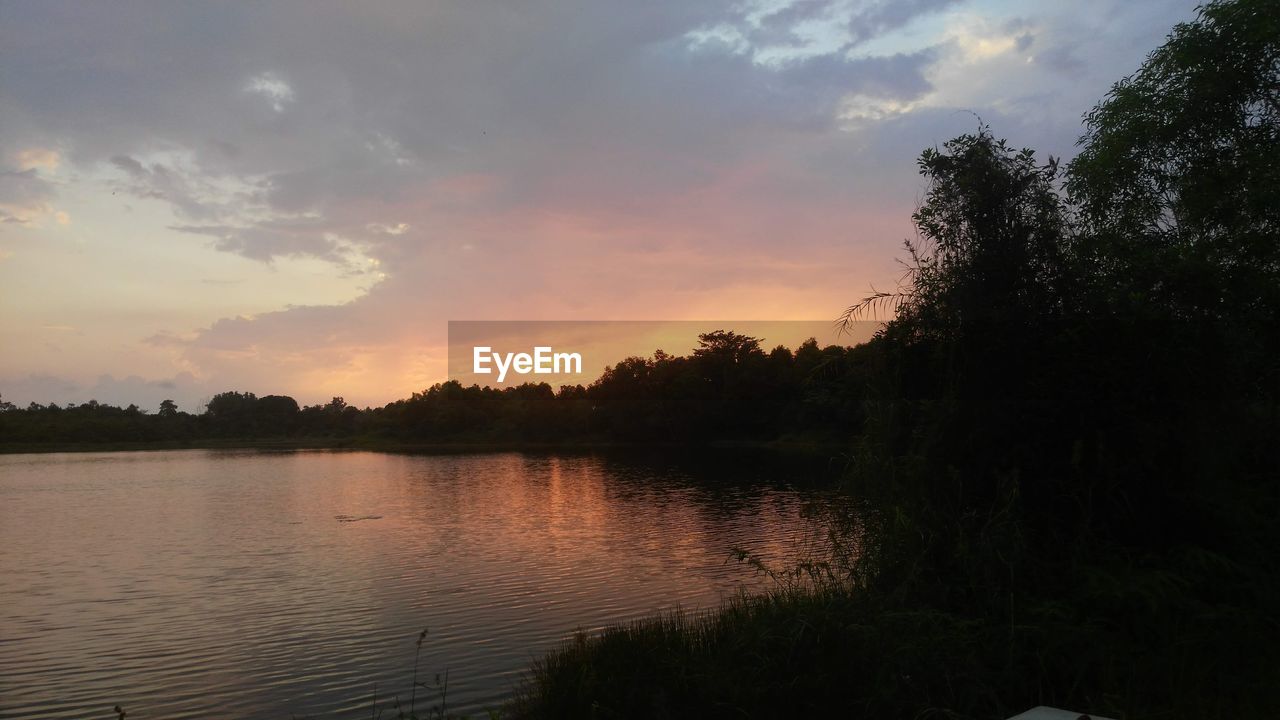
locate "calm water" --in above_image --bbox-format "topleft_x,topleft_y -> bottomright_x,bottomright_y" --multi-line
0,449 -> 832,719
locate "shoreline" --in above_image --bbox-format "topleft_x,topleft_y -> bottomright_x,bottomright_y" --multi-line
0,436 -> 851,456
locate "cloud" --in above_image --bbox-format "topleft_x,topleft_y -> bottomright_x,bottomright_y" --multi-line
109,151 -> 392,263
169,222 -> 368,265
0,372 -> 212,412
15,147 -> 60,171
684,0 -> 962,63
0,167 -> 56,226
0,0 -> 1203,405
244,72 -> 295,112
109,155 -> 145,175
367,222 -> 410,236
110,153 -> 231,220
847,0 -> 963,47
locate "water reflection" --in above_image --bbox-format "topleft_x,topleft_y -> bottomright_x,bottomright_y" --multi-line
0,449 -> 833,719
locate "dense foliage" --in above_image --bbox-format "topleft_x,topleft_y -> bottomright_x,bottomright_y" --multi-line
519,2 -> 1280,717
0,332 -> 875,447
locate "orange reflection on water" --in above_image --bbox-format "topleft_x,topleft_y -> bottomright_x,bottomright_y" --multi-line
0,449 -> 831,718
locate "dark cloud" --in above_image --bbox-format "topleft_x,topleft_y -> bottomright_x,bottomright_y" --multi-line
779,48 -> 938,99
109,155 -> 146,175
847,0 -> 964,47
0,0 -> 941,261
169,220 -> 370,265
0,0 -> 1203,404
0,168 -> 44,197
751,0 -> 835,47
0,168 -> 55,225
110,154 -> 235,221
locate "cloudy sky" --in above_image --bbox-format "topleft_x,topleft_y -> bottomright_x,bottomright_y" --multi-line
0,0 -> 1197,411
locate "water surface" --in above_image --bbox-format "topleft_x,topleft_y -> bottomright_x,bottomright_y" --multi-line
0,449 -> 830,718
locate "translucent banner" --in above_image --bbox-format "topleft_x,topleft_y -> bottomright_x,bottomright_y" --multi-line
447,320 -> 880,388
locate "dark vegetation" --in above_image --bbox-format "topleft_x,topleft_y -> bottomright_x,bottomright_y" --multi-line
0,331 -> 873,448
6,1 -> 1278,717
512,2 -> 1280,718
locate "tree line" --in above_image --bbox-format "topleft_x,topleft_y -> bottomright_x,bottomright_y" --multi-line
0,331 -> 875,446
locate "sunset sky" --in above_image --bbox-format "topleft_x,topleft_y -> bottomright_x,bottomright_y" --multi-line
0,0 -> 1196,411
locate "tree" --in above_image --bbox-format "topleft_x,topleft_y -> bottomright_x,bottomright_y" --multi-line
893,128 -> 1071,345
158,399 -> 178,417
1065,0 -> 1280,503
257,395 -> 300,435
206,391 -> 257,418
1068,0 -> 1280,323
205,391 -> 259,436
692,331 -> 763,363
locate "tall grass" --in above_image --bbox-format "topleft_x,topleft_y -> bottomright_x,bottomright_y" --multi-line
509,537 -> 1279,719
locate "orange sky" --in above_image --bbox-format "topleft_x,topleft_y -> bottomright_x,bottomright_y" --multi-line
0,0 -> 1199,410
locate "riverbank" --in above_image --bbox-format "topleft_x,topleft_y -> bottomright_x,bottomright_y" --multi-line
0,436 -> 850,456
508,561 -> 1279,719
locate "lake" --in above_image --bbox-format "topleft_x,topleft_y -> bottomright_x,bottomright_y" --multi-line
0,449 -> 835,719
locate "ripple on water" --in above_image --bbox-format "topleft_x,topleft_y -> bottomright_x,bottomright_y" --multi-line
0,449 -> 832,719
